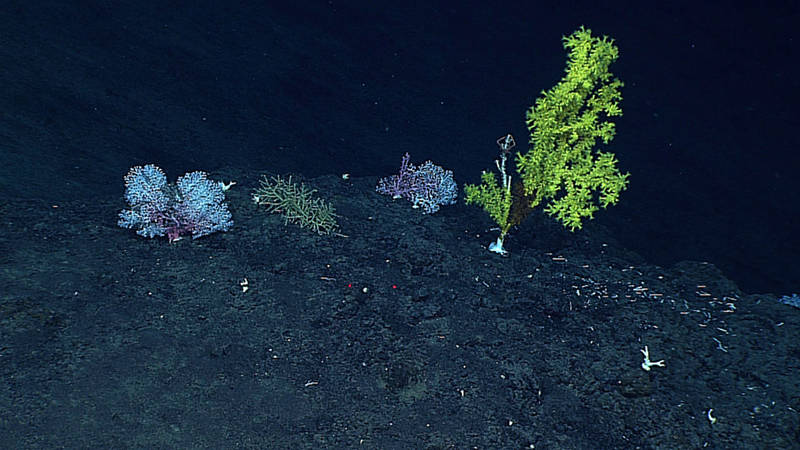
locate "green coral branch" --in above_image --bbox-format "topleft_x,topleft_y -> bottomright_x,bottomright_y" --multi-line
464,171 -> 512,237
252,175 -> 338,235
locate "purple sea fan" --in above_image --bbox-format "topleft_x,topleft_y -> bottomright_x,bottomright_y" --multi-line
376,152 -> 417,199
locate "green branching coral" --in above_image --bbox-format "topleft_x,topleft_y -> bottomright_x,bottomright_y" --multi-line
518,26 -> 628,231
252,175 -> 338,235
465,27 -> 629,253
465,171 -> 512,235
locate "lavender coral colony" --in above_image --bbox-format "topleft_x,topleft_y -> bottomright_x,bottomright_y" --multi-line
118,164 -> 233,242
376,153 -> 457,214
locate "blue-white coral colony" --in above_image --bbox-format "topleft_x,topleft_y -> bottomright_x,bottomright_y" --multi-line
118,164 -> 233,241
777,294 -> 800,309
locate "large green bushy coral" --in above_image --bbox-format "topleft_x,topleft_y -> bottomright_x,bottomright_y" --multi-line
465,27 -> 629,253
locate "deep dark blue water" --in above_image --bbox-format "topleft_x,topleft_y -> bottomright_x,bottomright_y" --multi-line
1,1 -> 798,447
